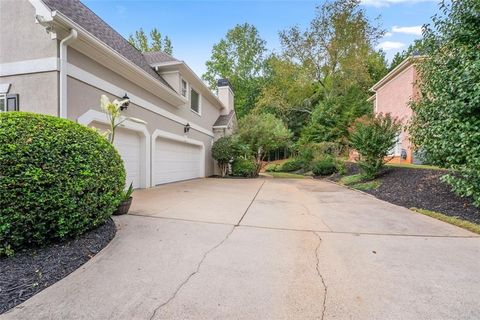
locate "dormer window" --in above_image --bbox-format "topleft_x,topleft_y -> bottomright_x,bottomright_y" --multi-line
181,79 -> 187,97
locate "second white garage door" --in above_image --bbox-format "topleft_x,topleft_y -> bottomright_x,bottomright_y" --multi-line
154,137 -> 203,185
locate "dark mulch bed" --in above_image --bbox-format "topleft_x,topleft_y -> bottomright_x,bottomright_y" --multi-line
329,164 -> 480,224
0,218 -> 116,314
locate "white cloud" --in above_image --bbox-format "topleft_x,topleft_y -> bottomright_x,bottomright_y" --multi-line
384,32 -> 393,37
377,41 -> 405,51
361,0 -> 437,8
392,25 -> 423,36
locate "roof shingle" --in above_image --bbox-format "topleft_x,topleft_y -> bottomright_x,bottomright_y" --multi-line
143,51 -> 179,65
42,0 -> 173,89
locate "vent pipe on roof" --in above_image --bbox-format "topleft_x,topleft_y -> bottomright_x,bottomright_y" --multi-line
59,29 -> 78,118
217,79 -> 234,115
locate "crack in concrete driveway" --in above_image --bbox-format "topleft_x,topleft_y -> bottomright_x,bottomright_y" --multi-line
4,178 -> 480,320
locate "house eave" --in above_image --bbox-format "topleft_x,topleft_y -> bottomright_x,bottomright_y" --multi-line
371,56 -> 425,92
51,11 -> 187,107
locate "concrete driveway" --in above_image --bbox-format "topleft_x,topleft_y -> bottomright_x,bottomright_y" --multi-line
3,178 -> 480,320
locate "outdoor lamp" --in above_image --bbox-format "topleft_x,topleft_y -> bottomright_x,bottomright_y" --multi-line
120,93 -> 130,111
184,123 -> 191,134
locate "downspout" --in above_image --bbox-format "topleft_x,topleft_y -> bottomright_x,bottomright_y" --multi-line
59,29 -> 78,118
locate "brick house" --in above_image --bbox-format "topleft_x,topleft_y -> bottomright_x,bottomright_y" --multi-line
369,56 -> 423,164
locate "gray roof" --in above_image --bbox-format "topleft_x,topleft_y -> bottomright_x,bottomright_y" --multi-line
213,110 -> 235,127
42,0 -> 173,90
143,51 -> 179,65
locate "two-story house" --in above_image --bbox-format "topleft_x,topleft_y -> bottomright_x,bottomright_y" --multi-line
0,0 -> 236,188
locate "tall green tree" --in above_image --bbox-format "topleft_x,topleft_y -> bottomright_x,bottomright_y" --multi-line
410,0 -> 480,206
203,23 -> 267,117
255,54 -> 316,138
237,113 -> 292,174
128,28 -> 173,55
278,0 -> 387,145
279,0 -> 384,99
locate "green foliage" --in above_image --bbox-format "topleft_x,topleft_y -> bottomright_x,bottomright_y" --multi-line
122,182 -> 134,201
351,180 -> 382,191
212,136 -> 237,177
237,113 -> 292,175
311,156 -> 338,176
266,172 -> 305,179
255,55 -> 316,138
339,173 -> 364,185
265,163 -> 280,172
348,113 -> 402,179
300,86 -> 373,146
0,112 -> 125,255
128,28 -> 173,54
409,0 -> 480,206
389,39 -> 426,71
232,158 -> 257,178
277,158 -> 305,172
203,23 -> 267,117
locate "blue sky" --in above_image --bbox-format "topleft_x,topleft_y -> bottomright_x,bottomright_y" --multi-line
83,0 -> 440,76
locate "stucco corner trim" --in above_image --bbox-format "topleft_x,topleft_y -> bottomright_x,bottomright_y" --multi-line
151,129 -> 206,179
77,109 -> 152,188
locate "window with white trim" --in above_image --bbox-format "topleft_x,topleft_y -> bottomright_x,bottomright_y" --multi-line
0,94 -> 5,112
190,88 -> 200,114
181,79 -> 187,97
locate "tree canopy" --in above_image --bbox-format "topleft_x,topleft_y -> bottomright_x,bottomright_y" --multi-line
410,0 -> 480,206
202,23 -> 267,117
128,28 -> 173,55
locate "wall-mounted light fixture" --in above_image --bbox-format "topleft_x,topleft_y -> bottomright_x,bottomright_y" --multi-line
120,93 -> 130,111
184,123 -> 191,134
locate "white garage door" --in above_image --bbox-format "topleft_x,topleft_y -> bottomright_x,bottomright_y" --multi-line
154,138 -> 202,185
114,128 -> 142,189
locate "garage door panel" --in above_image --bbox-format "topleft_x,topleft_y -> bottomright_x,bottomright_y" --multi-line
114,129 -> 142,189
154,138 -> 202,185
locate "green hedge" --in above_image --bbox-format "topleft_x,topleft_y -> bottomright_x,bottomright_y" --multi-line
312,156 -> 337,176
277,158 -> 305,172
232,158 -> 257,177
0,112 -> 125,255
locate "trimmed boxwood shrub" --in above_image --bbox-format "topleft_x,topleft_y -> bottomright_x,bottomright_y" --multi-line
0,112 -> 125,255
232,158 -> 257,177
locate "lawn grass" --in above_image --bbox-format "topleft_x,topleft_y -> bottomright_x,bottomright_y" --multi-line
411,208 -> 480,235
351,180 -> 382,191
264,172 -> 305,179
386,163 -> 445,170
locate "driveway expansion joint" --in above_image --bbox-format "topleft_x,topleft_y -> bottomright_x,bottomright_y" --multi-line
236,180 -> 265,226
313,232 -> 328,320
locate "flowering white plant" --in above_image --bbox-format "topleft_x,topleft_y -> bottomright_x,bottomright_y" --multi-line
100,94 -> 146,143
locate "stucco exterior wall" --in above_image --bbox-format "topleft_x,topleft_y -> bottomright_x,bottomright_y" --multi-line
67,48 -> 220,132
0,0 -> 58,63
67,76 -> 215,177
0,72 -> 58,115
375,64 -> 417,163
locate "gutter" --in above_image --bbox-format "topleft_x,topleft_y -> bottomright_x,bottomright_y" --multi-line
59,29 -> 78,118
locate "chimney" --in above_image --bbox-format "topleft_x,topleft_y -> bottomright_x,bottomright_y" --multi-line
217,79 -> 234,115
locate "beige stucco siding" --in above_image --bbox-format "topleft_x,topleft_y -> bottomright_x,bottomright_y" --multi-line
67,48 -> 220,132
67,77 -> 215,177
0,0 -> 58,63
0,72 -> 58,115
